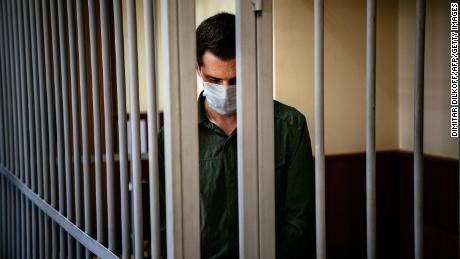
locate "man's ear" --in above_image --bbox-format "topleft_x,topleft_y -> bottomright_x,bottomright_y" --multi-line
196,64 -> 203,78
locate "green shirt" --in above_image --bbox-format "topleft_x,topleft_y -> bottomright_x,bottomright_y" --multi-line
158,92 -> 316,259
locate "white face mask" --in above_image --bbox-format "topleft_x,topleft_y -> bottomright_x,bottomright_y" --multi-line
202,81 -> 237,115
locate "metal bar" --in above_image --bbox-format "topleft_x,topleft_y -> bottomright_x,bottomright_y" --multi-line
314,0 -> 326,258
0,0 -> 3,161
4,0 -> 11,171
87,0 -> 105,245
35,0 -> 52,257
413,0 -> 426,258
65,1 -> 83,257
21,194 -> 26,259
17,0 -> 28,204
5,0 -> 11,171
99,0 -> 116,251
56,0 -> 72,258
12,0 -> 24,187
255,1 -> 276,258
41,0 -> 59,257
6,0 -> 13,174
0,176 -> 4,257
10,0 -> 20,254
75,0 -> 93,257
0,0 -> 5,168
10,0 -> 19,179
28,0 -> 42,257
144,0 -> 161,257
7,180 -> 11,258
0,0 -> 6,167
127,0 -> 144,257
113,0 -> 131,257
22,0 -> 33,191
160,0 -> 200,257
21,0 -> 35,257
15,188 -> 20,258
26,193 -> 31,259
0,165 -> 120,259
365,0 -> 377,258
236,0 -> 259,258
49,0 -> 67,257
0,0 -> 4,166
57,0 -> 76,256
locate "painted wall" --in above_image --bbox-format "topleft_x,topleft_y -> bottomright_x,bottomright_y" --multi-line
274,0 -> 399,155
398,0 -> 458,158
126,0 -> 458,158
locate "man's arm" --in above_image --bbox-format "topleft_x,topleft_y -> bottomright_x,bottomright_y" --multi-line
277,117 -> 316,259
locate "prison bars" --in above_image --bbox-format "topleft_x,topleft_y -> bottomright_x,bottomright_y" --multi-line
314,0 -> 326,258
0,0 -> 431,259
413,0 -> 426,259
160,0 -> 200,258
365,0 -> 377,258
236,0 -> 276,258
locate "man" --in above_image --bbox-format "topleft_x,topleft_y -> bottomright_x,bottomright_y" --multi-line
159,12 -> 316,259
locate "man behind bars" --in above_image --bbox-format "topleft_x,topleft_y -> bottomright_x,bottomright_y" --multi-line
158,12 -> 316,259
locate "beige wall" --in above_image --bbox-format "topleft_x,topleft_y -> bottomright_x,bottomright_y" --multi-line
274,0 -> 399,155
127,0 -> 458,158
398,0 -> 458,158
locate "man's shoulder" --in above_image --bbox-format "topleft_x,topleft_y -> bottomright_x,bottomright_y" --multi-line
273,100 -> 307,128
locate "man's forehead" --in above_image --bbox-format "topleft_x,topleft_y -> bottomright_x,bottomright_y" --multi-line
201,51 -> 236,79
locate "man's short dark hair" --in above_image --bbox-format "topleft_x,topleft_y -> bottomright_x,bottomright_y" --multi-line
196,12 -> 235,67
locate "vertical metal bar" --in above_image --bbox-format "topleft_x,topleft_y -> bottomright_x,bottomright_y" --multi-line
26,197 -> 31,259
58,0 -> 77,256
57,0 -> 74,256
2,177 -> 5,258
10,0 -> 19,180
365,0 -> 377,258
65,1 -> 83,257
0,1 -> 3,170
0,176 -> 4,257
75,0 -> 93,257
21,194 -> 26,259
12,0 -> 24,187
236,0 -> 259,258
413,0 -> 426,258
0,0 -> 4,167
21,0 -> 35,257
35,0 -> 52,257
7,181 -> 11,258
28,0 -> 42,257
10,0 -> 21,254
99,0 -> 116,251
4,0 -> 11,172
255,1 -> 276,258
113,0 -> 131,257
16,0 -> 25,182
50,0 -> 67,257
41,0 -> 58,257
160,0 -> 200,258
87,0 -> 105,245
0,0 -> 5,167
126,0 -> 144,257
15,188 -> 20,258
4,0 -> 11,171
144,0 -> 161,257
314,0 -> 326,258
16,1 -> 30,257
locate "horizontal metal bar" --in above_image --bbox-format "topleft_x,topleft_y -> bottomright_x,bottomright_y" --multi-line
0,164 -> 119,259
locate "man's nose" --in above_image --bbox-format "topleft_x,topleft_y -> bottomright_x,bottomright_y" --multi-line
221,80 -> 232,86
